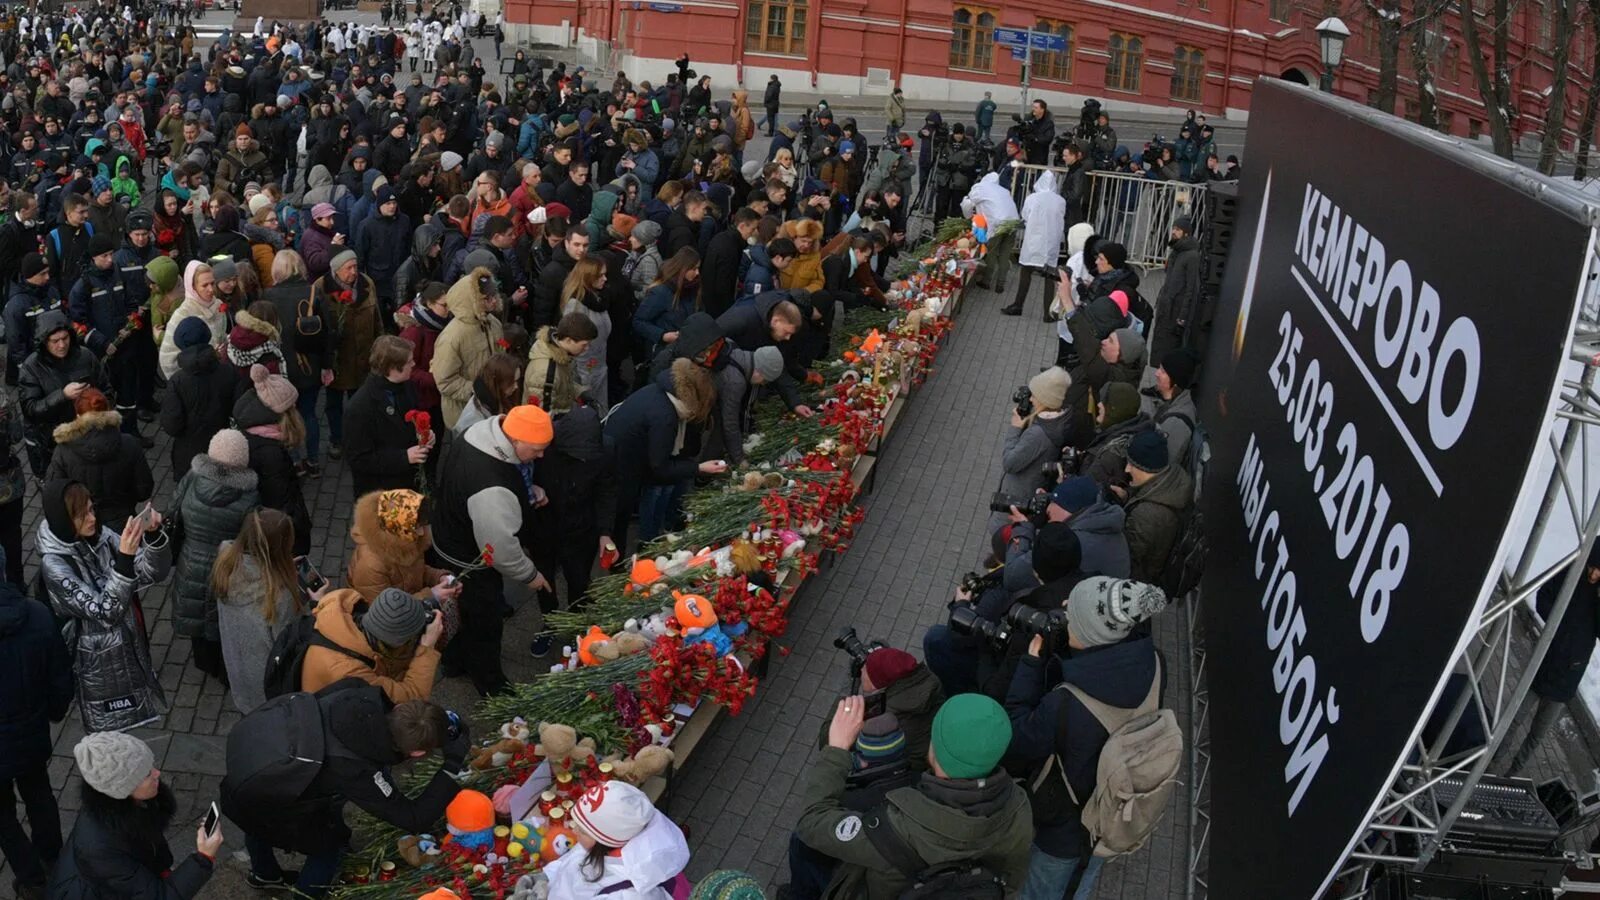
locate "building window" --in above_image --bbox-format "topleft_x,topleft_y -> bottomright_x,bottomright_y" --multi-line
1468,117 -> 1483,139
1536,0 -> 1553,50
1269,0 -> 1292,23
1442,40 -> 1460,82
1403,97 -> 1420,121
1438,110 -> 1455,134
745,0 -> 808,55
1030,20 -> 1073,82
1106,32 -> 1144,92
950,6 -> 997,71
1171,46 -> 1205,102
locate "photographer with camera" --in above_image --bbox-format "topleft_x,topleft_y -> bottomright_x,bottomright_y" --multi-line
1114,431 -> 1194,584
1019,99 -> 1055,166
224,682 -> 471,897
987,367 -> 1090,537
1089,110 -> 1118,168
995,477 -> 1131,594
828,638 -> 946,776
782,693 -> 1032,900
300,587 -> 443,703
1004,576 -> 1168,900
926,522 -> 1085,698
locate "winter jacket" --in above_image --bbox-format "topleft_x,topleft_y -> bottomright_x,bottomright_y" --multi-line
317,270 -> 383,392
5,280 -> 61,385
67,262 -> 134,356
432,415 -> 541,584
716,291 -> 806,408
525,326 -> 580,415
1004,635 -> 1160,857
160,345 -> 241,478
298,221 -> 339,283
1151,389 -> 1198,467
262,274 -> 326,395
779,249 -> 824,294
1153,235 -> 1201,360
741,246 -> 778,298
198,229 -> 254,266
542,810 -> 690,900
603,366 -> 707,540
215,545 -> 297,713
1003,503 -> 1132,597
354,208 -> 412,299
46,412 -> 153,531
19,312 -> 110,471
663,208 -> 699,258
233,390 -> 312,556
795,745 -> 1033,900
812,663 -> 945,775
169,456 -> 258,646
0,581 -> 74,780
396,302 -> 449,412
989,413 -> 1076,536
700,228 -> 746,318
1124,464 -> 1193,583
532,403 -> 618,544
959,172 -> 1021,225
626,244 -> 663,299
393,221 -> 444,310
709,348 -> 758,466
633,283 -> 698,350
563,291 -> 612,408
343,373 -> 424,498
431,268 -> 506,428
48,784 -> 213,900
157,294 -> 227,379
38,516 -> 172,733
1018,170 -> 1066,268
347,490 -> 447,602
301,588 -> 440,701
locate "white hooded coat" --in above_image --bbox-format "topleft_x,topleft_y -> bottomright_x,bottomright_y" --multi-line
1018,169 -> 1066,267
960,171 -> 1021,226
542,810 -> 691,900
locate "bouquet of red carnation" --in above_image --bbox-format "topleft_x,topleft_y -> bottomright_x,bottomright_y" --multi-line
457,543 -> 495,579
108,308 -> 146,354
404,409 -> 433,492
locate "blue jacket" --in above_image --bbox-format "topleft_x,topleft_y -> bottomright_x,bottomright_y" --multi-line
67,262 -> 132,355
632,282 -> 698,348
0,580 -> 74,779
740,245 -> 777,297
4,280 -> 60,382
115,239 -> 159,309
1004,636 -> 1160,859
354,209 -> 412,297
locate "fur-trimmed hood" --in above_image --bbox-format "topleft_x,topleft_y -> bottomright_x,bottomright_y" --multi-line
350,490 -> 427,568
232,308 -> 280,341
52,409 -> 122,445
443,266 -> 497,323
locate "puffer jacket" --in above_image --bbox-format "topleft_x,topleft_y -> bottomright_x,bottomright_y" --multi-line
300,589 -> 440,702
18,311 -> 110,475
233,389 -> 312,556
396,301 -> 449,412
524,326 -> 579,415
39,517 -> 172,732
1125,463 -> 1194,583
393,220 -> 444,310
49,784 -> 214,900
169,456 -> 259,642
158,344 -> 240,478
45,411 -> 154,531
431,267 -> 506,428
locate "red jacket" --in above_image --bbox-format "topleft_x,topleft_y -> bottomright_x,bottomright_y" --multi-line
396,303 -> 446,413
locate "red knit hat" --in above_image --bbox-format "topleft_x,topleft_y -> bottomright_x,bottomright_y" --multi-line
865,648 -> 918,689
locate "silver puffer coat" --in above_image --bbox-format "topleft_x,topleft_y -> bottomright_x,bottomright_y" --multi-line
38,520 -> 172,732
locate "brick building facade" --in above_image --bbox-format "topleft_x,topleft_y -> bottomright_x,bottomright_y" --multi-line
504,0 -> 1594,146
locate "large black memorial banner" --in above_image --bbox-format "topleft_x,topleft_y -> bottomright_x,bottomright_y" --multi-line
1198,80 -> 1595,897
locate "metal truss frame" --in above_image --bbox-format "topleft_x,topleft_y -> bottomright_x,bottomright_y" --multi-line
1188,242 -> 1600,900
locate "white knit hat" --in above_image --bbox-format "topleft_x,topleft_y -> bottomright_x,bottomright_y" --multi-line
74,732 -> 155,799
570,781 -> 655,846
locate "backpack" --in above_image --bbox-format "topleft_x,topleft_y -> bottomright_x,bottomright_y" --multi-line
218,690 -> 361,853
864,817 -> 1006,900
1046,660 -> 1182,858
260,612 -> 375,700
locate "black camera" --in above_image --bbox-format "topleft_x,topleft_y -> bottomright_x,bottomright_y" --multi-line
421,596 -> 441,627
949,601 -> 1070,651
1041,447 -> 1083,485
990,491 -> 1050,517
959,567 -> 1004,596
1012,384 -> 1033,418
948,601 -> 1011,647
834,627 -> 889,709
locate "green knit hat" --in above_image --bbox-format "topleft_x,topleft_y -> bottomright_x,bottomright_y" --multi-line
690,870 -> 766,900
931,693 -> 1011,779
145,255 -> 180,293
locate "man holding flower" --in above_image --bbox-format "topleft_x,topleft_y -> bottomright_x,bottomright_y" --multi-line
343,335 -> 435,500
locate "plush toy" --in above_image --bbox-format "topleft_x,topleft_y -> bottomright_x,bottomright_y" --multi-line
445,790 -> 497,853
508,872 -> 550,900
654,549 -> 694,577
534,722 -> 597,768
468,738 -> 526,771
738,471 -> 765,491
500,717 -> 531,742
492,783 -> 522,819
627,558 -> 667,594
593,629 -> 652,662
397,834 -> 426,867
537,822 -> 579,862
577,625 -> 611,666
672,590 -> 746,657
624,611 -> 674,641
605,745 -> 675,787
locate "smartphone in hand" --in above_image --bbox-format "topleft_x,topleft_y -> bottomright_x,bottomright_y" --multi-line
294,556 -> 328,593
202,801 -> 220,837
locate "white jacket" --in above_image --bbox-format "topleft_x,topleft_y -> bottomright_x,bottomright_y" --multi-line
1017,170 -> 1066,267
544,812 -> 690,900
959,172 -> 1020,226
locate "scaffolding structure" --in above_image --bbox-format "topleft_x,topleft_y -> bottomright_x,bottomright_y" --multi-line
1185,244 -> 1600,899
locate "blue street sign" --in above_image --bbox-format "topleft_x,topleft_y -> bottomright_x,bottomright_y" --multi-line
1010,47 -> 1026,60
1029,31 -> 1065,52
993,27 -> 1028,48
648,2 -> 681,11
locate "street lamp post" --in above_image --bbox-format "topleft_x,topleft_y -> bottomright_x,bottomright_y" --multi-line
1315,16 -> 1351,94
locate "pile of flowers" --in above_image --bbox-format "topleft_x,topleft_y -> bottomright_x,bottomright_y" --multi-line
331,224 -> 982,898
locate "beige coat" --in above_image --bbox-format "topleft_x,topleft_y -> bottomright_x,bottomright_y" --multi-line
430,267 -> 506,428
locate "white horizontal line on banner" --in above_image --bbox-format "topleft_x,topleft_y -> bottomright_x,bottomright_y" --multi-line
1291,264 -> 1444,496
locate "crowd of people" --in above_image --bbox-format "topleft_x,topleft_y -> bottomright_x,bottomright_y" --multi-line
0,0 -> 1228,896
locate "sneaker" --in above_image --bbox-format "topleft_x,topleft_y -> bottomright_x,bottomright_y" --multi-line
529,634 -> 556,657
303,461 -> 322,479
999,305 -> 1022,316
246,869 -> 300,889
328,444 -> 343,461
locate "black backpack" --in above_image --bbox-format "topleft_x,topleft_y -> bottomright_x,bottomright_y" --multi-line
218,690 -> 360,853
260,613 -> 375,700
865,817 -> 1006,900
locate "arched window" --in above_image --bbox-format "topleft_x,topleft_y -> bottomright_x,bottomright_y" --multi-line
1106,33 -> 1144,92
1171,46 -> 1205,102
745,0 -> 808,55
1030,20 -> 1073,82
950,6 -> 998,71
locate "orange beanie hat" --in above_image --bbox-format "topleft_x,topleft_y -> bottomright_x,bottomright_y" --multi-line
502,405 -> 554,444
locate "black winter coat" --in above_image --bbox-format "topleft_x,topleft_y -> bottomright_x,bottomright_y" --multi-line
66,263 -> 133,356
532,242 -> 576,330
0,582 -> 73,779
699,228 -> 746,319
262,274 -> 327,394
534,404 -> 618,540
45,411 -> 154,530
233,391 -> 312,556
160,345 -> 241,479
602,369 -> 701,540
354,210 -> 412,298
715,291 -> 804,407
1532,545 -> 1600,702
198,229 -> 254,265
342,372 -> 423,498
663,208 -> 699,258
170,457 -> 259,642
49,785 -> 213,900
18,311 -> 109,469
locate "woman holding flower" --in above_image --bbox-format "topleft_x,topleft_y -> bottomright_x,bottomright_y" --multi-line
342,335 -> 434,499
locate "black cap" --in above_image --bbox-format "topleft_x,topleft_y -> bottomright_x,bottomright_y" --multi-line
88,234 -> 118,257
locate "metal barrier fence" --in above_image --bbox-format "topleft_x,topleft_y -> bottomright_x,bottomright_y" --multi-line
1004,164 -> 1210,268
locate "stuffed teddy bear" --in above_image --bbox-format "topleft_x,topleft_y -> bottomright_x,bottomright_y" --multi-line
593,630 -> 652,663
501,718 -> 530,742
624,611 -> 674,641
467,738 -> 526,771
605,745 -> 675,787
534,722 -> 597,768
